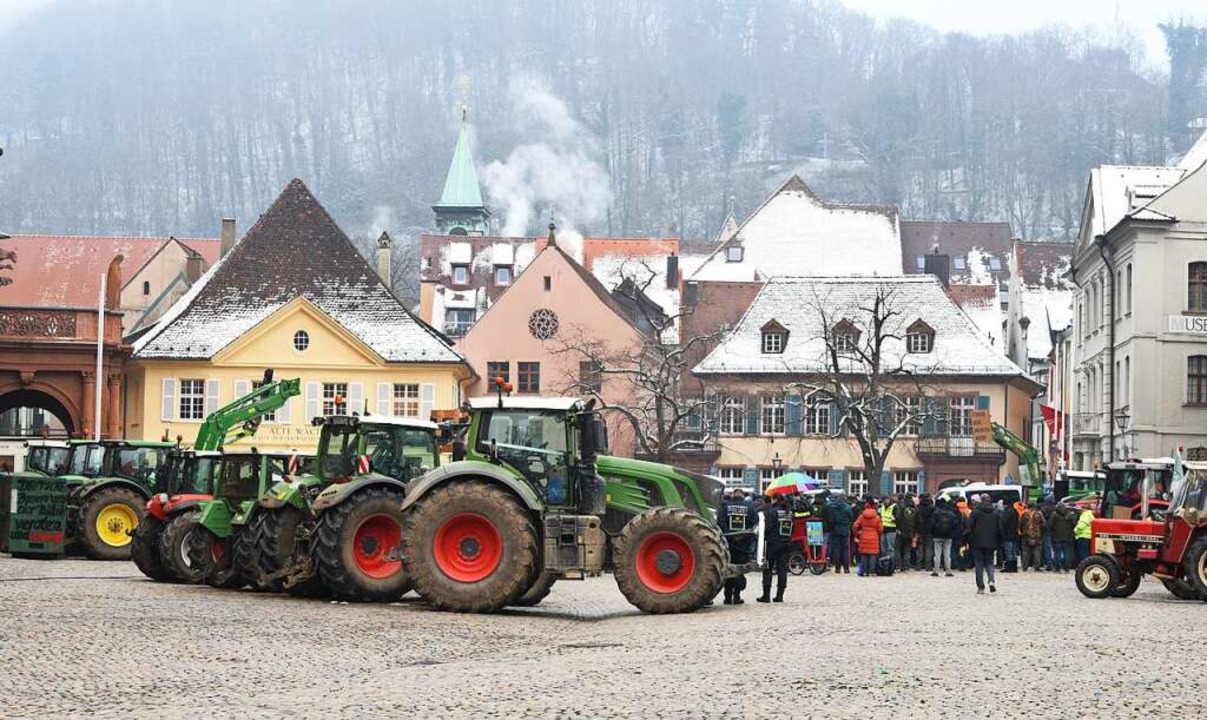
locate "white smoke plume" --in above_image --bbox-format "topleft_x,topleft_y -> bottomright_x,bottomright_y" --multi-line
482,75 -> 613,262
367,205 -> 396,240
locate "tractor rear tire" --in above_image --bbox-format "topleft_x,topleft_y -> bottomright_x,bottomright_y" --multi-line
316,488 -> 410,602
130,516 -> 171,581
232,516 -> 268,592
1182,535 -> 1207,601
257,506 -> 327,598
1110,568 -> 1142,598
159,510 -> 205,584
404,481 -> 537,613
613,507 -> 726,614
185,525 -> 245,589
512,573 -> 557,607
1163,578 -> 1199,601
1075,554 -> 1119,599
78,487 -> 144,561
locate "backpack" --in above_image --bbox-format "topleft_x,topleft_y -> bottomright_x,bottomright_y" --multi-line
934,509 -> 956,538
876,555 -> 895,576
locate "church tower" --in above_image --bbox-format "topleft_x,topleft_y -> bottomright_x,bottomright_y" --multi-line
433,107 -> 491,236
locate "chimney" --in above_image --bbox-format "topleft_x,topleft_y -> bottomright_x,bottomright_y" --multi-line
185,254 -> 203,283
220,218 -> 237,257
376,231 -> 392,285
924,248 -> 950,288
666,254 -> 679,289
684,281 -> 699,308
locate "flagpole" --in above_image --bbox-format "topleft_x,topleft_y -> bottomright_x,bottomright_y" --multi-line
94,271 -> 105,441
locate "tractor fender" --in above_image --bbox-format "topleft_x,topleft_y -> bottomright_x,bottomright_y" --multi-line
163,498 -> 207,519
313,474 -> 407,512
400,461 -> 543,513
258,479 -> 311,511
72,478 -> 151,502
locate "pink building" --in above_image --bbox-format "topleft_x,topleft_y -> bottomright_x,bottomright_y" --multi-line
456,226 -> 651,457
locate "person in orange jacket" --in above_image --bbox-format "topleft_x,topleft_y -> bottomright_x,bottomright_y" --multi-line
852,500 -> 884,577
954,498 -> 972,571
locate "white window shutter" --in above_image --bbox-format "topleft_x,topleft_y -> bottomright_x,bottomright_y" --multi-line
420,384 -> 435,421
205,379 -> 221,416
349,382 -> 365,415
276,395 -> 291,425
305,382 -> 320,421
377,382 -> 392,416
161,378 -> 176,422
234,379 -> 250,401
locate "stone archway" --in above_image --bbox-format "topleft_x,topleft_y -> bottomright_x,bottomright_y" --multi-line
0,386 -> 77,437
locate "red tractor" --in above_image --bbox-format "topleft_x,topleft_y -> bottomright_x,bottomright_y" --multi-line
1075,459 -> 1207,601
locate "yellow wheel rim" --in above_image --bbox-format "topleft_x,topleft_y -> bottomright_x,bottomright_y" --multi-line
96,504 -> 138,548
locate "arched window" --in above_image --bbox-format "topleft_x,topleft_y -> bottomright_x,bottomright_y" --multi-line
1189,356 -> 1207,405
1189,263 -> 1207,312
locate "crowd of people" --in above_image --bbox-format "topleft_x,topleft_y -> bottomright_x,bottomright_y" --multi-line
717,488 -> 1098,600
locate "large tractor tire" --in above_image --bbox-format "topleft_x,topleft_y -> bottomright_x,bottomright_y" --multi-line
1075,554 -> 1120,599
130,516 -> 171,581
184,525 -> 245,590
159,510 -> 205,584
232,518 -> 268,592
255,506 -> 326,597
613,506 -> 726,614
404,481 -> 537,613
1163,578 -> 1199,601
512,573 -> 557,607
316,487 -> 410,602
78,486 -> 144,561
1110,568 -> 1142,598
1182,535 -> 1207,601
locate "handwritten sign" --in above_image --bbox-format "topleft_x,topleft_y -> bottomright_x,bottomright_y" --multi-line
8,476 -> 67,555
970,410 -> 993,444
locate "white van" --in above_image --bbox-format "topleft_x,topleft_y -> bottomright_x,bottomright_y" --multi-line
936,483 -> 1025,506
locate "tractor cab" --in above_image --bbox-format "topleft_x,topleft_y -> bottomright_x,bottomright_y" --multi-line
1101,460 -> 1172,520
464,396 -> 607,512
98,442 -> 173,494
20,440 -> 70,477
60,441 -> 105,482
164,451 -> 222,497
314,414 -> 439,483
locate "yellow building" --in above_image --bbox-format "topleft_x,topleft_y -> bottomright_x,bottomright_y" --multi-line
126,179 -> 471,451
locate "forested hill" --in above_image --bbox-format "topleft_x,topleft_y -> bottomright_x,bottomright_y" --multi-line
1,0 -> 1204,244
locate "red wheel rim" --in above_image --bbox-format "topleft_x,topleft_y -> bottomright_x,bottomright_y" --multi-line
211,538 -> 227,566
433,513 -> 502,583
635,531 -> 696,594
352,514 -> 403,580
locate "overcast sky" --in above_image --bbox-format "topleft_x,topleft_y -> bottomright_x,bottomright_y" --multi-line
842,0 -> 1204,67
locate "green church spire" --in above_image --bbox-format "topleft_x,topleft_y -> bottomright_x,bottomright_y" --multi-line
433,106 -> 491,235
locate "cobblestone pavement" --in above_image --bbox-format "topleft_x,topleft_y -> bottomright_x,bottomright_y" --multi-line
1,558 -> 1204,719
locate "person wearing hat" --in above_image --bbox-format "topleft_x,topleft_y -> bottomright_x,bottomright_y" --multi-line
757,493 -> 793,602
717,488 -> 757,604
967,493 -> 1004,594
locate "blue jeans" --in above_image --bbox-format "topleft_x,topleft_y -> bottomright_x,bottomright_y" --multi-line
1042,535 -> 1054,568
1053,541 -> 1073,570
830,533 -> 850,571
1075,538 -> 1091,565
882,531 -> 896,559
1004,540 -> 1017,566
972,547 -> 996,589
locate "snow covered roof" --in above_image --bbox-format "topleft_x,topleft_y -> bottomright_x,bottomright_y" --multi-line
1019,285 -> 1073,361
1176,128 -> 1207,172
1083,165 -> 1186,242
694,276 -> 1027,378
134,179 -> 462,364
690,176 -> 901,282
948,284 -> 1002,349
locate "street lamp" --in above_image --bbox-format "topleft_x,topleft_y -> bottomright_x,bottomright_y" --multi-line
771,452 -> 783,474
1114,409 -> 1130,459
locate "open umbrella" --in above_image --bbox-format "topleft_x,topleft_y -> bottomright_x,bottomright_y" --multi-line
764,471 -> 817,496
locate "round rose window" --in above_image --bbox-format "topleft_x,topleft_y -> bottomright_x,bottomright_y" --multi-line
528,308 -> 560,340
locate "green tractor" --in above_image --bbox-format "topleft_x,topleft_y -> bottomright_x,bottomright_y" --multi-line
56,439 -> 176,560
246,413 -> 441,601
16,440 -> 72,477
181,450 -> 316,589
400,396 -> 729,614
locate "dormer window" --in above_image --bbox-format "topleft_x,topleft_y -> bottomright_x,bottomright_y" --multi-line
726,245 -> 744,263
452,265 -> 469,285
906,319 -> 935,354
953,257 -> 966,271
832,320 -> 859,353
761,320 -> 788,354
494,265 -> 512,286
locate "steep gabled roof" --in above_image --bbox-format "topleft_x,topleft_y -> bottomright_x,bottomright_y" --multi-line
436,119 -> 486,209
134,179 -> 462,363
690,175 -> 901,282
694,276 -> 1026,378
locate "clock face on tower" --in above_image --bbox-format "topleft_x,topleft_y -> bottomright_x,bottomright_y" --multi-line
528,308 -> 560,340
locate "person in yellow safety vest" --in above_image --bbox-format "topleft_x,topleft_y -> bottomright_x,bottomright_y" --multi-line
1074,507 -> 1095,566
880,496 -> 897,560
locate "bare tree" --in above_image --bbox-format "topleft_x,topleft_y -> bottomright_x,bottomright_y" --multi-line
788,285 -> 944,491
552,260 -> 722,463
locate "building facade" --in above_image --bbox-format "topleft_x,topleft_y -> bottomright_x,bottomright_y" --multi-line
1070,159 -> 1207,467
127,179 -> 470,452
692,276 -> 1039,494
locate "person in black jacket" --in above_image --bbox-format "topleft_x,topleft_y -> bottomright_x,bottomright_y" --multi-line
758,493 -> 793,602
931,498 -> 958,576
717,488 -> 757,604
1000,498 -> 1020,572
916,494 -> 935,572
966,494 -> 1004,594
